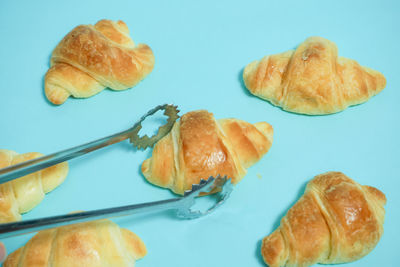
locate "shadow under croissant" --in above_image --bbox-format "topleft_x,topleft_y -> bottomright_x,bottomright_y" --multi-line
254,179 -> 309,265
255,239 -> 265,265
270,179 -> 308,231
41,72 -> 52,106
238,67 -> 255,98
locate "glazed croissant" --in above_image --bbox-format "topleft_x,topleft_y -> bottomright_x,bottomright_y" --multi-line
243,37 -> 386,115
0,149 -> 68,222
4,219 -> 147,267
45,19 -> 155,105
142,110 -> 273,195
261,172 -> 386,267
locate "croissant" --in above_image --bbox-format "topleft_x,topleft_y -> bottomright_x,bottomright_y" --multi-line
243,37 -> 386,115
142,110 -> 273,195
4,219 -> 147,267
0,149 -> 68,222
261,172 -> 386,267
45,19 -> 155,105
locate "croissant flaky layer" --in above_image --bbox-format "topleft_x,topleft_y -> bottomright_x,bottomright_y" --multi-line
0,150 -> 69,222
45,19 -> 155,105
4,219 -> 147,267
142,110 -> 273,195
261,172 -> 386,267
243,37 -> 386,115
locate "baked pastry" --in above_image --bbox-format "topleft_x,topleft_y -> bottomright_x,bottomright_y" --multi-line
261,172 -> 386,267
0,149 -> 68,222
142,110 -> 273,195
243,37 -> 386,115
45,19 -> 155,105
4,219 -> 146,267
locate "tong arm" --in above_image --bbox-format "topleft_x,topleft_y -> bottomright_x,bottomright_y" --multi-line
0,128 -> 133,185
0,197 -> 182,239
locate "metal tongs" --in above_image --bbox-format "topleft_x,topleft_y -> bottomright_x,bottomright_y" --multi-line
0,104 -> 181,183
0,104 -> 233,239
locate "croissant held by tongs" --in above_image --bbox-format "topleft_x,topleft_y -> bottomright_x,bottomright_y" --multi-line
142,110 -> 274,195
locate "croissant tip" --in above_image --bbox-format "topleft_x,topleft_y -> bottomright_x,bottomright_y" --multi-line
365,185 -> 387,205
261,231 -> 286,267
48,97 -> 66,105
44,82 -> 69,105
141,159 -> 150,174
242,60 -> 259,92
254,122 -> 274,142
47,96 -> 67,105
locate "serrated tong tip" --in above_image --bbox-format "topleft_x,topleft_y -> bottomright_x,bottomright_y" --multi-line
129,104 -> 180,150
177,175 -> 233,219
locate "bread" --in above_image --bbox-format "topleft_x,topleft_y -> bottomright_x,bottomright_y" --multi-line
0,149 -> 68,222
142,110 -> 273,195
261,172 -> 386,267
45,19 -> 155,105
243,37 -> 386,115
3,219 -> 146,267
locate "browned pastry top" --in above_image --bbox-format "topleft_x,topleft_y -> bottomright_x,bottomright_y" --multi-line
262,172 -> 386,267
45,19 -> 155,105
4,219 -> 146,267
179,110 -> 238,187
243,37 -> 386,114
141,110 -> 273,195
51,20 -> 153,89
310,172 -> 386,256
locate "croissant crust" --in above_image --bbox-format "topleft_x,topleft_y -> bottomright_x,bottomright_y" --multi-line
261,171 -> 386,267
45,19 -> 155,105
4,219 -> 147,267
141,110 -> 273,195
243,37 -> 386,115
0,149 -> 69,222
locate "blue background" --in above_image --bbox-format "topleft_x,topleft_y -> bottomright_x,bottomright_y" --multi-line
0,0 -> 398,266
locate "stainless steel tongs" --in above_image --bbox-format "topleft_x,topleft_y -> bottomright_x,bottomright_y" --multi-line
0,104 -> 180,184
0,175 -> 233,239
0,104 -> 233,238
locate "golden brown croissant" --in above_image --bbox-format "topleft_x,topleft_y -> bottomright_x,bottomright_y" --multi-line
4,219 -> 146,267
243,37 -> 386,115
142,110 -> 273,195
261,172 -> 386,267
0,149 -> 68,222
45,19 -> 155,105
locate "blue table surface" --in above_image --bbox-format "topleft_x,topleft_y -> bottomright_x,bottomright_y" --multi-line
0,0 -> 399,266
